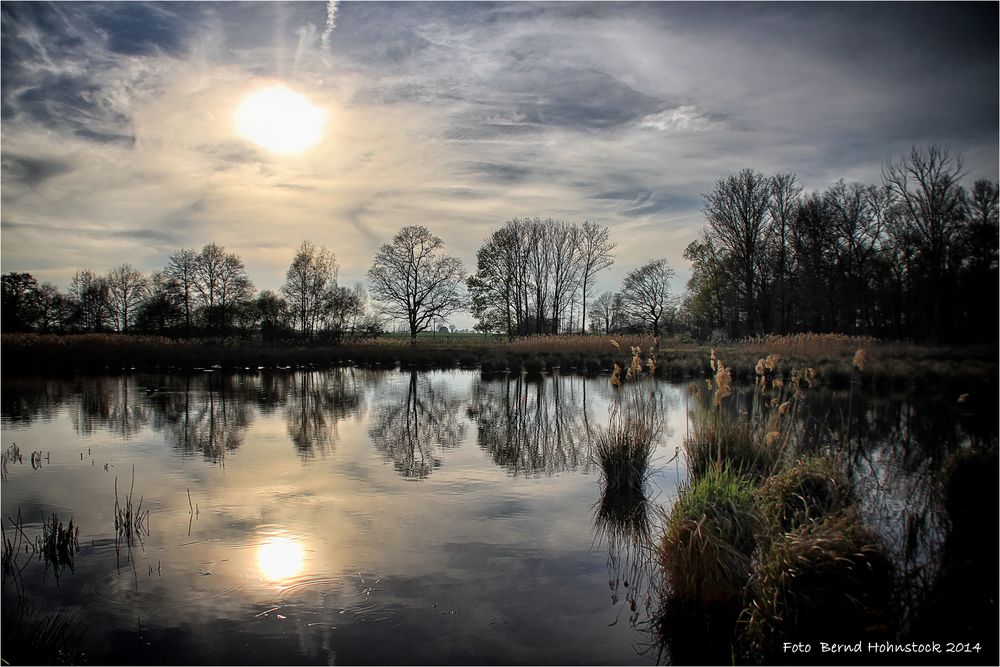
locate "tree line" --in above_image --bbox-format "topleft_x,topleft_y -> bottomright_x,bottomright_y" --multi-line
684,146 -> 998,343
1,241 -> 377,342
2,145 -> 996,344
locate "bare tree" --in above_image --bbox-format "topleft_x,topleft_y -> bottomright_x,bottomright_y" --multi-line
194,243 -> 254,332
282,241 -> 338,339
576,221 -> 615,334
620,259 -> 676,339
367,226 -> 466,345
68,269 -> 111,332
882,146 -> 965,340
589,291 -> 615,334
768,173 -> 801,333
107,264 -> 149,334
163,248 -> 199,336
703,168 -> 773,334
549,220 -> 581,334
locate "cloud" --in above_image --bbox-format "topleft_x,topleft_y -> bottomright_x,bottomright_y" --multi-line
638,106 -> 718,132
1,153 -> 73,186
1,1 -> 996,320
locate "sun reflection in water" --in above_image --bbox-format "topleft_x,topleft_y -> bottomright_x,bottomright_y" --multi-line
257,536 -> 304,582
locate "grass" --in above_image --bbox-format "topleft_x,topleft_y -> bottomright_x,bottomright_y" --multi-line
595,348 -> 661,495
0,598 -> 88,665
659,466 -> 759,605
39,513 -> 80,581
740,511 -> 895,663
114,466 -> 149,545
2,508 -> 33,586
6,332 -> 992,391
755,456 -> 854,537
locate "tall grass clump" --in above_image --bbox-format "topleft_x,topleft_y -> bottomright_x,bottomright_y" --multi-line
596,344 -> 660,495
741,511 -> 895,663
684,350 -> 806,481
595,392 -> 658,495
660,466 -> 758,604
1,598 -> 87,665
756,456 -> 854,537
39,514 -> 80,580
114,466 -> 149,544
655,466 -> 758,666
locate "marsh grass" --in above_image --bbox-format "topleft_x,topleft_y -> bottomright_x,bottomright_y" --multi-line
756,456 -> 854,537
595,369 -> 661,495
4,333 -> 994,390
2,509 -> 33,587
741,510 -> 895,662
684,351 -> 812,482
659,466 -> 758,605
114,466 -> 149,545
39,514 -> 79,581
0,597 -> 87,665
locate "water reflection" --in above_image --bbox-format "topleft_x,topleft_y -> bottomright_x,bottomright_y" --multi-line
594,489 -> 658,634
147,376 -> 252,463
73,377 -> 149,439
285,370 -> 362,459
1,377 -> 72,426
469,373 -> 597,476
257,536 -> 305,582
368,370 -> 465,479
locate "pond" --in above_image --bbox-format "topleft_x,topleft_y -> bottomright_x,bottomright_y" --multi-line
1,369 -> 688,665
1,368 -> 994,664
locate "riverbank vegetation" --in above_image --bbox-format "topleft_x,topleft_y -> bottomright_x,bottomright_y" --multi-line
642,349 -> 997,664
2,332 -> 994,398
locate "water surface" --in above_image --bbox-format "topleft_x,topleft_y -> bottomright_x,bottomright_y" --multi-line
1,369 -> 684,665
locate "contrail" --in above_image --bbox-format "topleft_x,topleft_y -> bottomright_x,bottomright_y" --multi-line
321,0 -> 339,51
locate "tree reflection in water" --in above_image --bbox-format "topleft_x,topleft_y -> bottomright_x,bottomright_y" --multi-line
368,370 -> 465,479
71,377 -> 149,440
285,369 -> 362,459
468,372 -> 596,476
147,375 -> 252,463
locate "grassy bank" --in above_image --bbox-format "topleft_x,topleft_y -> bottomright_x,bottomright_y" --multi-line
1,333 -> 995,391
650,349 -> 998,665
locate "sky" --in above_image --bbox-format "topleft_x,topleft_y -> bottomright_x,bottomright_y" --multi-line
2,1 -> 997,328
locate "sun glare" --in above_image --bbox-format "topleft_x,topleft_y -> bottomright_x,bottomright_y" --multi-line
236,85 -> 326,154
257,536 -> 305,582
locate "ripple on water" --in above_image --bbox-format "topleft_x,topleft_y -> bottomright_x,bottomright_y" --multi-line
88,562 -> 250,607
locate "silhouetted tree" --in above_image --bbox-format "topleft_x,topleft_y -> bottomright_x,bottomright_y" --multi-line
67,270 -> 111,332
1,272 -> 41,332
193,243 -> 254,333
163,248 -> 199,336
106,264 -> 148,334
702,168 -> 773,335
577,221 -> 616,335
883,145 -> 966,341
621,259 -> 676,339
282,241 -> 338,340
368,226 -> 465,345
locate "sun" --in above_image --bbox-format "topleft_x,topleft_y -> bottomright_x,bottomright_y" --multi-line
257,536 -> 305,582
236,85 -> 326,154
